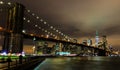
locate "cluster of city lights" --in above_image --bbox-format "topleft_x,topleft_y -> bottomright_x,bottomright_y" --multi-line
23,9 -> 73,41
0,52 -> 25,57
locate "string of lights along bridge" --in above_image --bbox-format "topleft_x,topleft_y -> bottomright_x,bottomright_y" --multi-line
0,0 -> 73,42
0,0 -> 119,56
23,9 -> 73,42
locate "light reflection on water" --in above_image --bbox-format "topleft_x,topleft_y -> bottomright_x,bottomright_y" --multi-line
34,56 -> 120,70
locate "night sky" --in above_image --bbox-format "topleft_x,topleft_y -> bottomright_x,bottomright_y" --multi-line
3,0 -> 120,49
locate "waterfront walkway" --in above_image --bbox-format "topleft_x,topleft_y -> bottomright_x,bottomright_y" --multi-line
0,56 -> 45,70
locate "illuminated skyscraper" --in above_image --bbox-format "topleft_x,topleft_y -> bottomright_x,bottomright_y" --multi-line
102,35 -> 108,50
87,38 -> 92,46
95,30 -> 99,47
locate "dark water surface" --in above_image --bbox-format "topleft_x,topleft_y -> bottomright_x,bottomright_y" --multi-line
34,56 -> 120,70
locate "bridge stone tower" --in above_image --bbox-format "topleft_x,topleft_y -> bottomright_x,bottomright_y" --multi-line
3,3 -> 25,53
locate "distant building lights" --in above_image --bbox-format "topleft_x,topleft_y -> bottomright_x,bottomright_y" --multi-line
56,52 -> 70,56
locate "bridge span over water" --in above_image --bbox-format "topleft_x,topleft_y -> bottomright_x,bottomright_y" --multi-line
0,0 -> 115,56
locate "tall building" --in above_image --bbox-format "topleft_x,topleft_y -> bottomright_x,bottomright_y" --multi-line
95,30 -> 99,47
87,38 -> 92,46
82,40 -> 87,45
102,35 -> 108,50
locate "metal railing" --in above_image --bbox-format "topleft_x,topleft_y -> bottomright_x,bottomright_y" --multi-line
0,56 -> 45,70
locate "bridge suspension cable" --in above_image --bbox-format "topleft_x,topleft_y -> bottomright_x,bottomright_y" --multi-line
23,9 -> 74,41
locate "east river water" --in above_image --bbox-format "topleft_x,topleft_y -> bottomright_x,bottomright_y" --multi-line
34,56 -> 120,70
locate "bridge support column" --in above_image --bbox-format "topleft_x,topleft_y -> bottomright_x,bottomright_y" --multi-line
2,3 -> 25,53
62,43 -> 69,52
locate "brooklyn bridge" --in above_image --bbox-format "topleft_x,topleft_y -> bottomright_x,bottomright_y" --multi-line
0,0 -> 119,70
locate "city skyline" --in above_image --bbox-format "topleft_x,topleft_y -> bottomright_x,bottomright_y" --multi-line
3,0 -> 120,49
0,1 -> 120,70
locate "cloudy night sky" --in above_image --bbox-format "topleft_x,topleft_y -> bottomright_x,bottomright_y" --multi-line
2,0 -> 120,50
